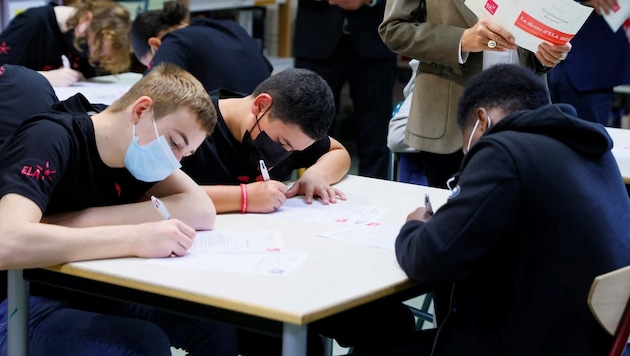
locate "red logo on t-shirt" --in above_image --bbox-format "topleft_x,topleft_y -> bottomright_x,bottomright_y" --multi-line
114,183 -> 121,197
0,66 -> 5,76
0,42 -> 10,54
21,161 -> 56,181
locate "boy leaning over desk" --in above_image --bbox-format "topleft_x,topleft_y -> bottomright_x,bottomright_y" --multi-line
180,68 -> 353,213
175,67 -> 419,355
0,63 -> 240,355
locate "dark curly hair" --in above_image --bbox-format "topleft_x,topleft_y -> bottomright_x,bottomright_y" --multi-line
457,64 -> 550,130
252,68 -> 335,140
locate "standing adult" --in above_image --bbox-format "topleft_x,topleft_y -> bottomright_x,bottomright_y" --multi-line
379,0 -> 570,188
293,0 -> 397,179
0,0 -> 131,87
547,1 -> 630,126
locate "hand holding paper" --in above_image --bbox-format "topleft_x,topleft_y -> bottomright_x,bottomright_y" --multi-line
464,0 -> 593,54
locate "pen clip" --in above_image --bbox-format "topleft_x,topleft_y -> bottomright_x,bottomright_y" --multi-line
259,159 -> 270,181
151,195 -> 171,220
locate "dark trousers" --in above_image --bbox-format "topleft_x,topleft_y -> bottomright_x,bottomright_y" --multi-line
415,150 -> 464,189
295,36 -> 397,179
548,63 -> 616,126
238,299 -> 416,355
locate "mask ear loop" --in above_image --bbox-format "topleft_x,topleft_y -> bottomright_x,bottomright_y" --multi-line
150,110 -> 160,139
251,104 -> 273,134
466,119 -> 480,153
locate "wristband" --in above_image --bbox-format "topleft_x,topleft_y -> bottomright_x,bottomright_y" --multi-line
240,184 -> 248,213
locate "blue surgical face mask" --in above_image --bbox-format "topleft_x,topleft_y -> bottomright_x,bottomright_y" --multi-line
125,114 -> 181,182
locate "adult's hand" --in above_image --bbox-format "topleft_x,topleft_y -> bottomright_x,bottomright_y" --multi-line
461,18 -> 518,53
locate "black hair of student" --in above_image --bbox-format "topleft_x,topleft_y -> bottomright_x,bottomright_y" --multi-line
253,68 -> 335,140
457,64 -> 550,130
131,0 -> 188,60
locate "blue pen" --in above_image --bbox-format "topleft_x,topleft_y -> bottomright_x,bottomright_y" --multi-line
151,195 -> 171,220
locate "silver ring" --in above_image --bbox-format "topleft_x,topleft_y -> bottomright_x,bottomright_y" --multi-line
559,52 -> 567,61
487,40 -> 497,49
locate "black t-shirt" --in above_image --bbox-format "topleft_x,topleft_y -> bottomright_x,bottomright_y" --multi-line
0,94 -> 154,299
147,18 -> 273,94
0,4 -> 96,78
181,89 -> 330,185
0,64 -> 59,145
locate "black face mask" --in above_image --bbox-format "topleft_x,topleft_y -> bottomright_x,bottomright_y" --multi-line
241,130 -> 291,170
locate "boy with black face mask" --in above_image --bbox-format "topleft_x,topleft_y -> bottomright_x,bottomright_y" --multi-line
180,67 -> 353,214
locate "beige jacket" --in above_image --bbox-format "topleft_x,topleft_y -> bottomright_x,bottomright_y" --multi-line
379,0 -> 547,154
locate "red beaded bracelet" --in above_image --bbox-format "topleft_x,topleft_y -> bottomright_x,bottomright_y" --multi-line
240,184 -> 248,213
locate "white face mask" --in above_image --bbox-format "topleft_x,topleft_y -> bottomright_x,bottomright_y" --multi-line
465,116 -> 492,153
124,114 -> 181,182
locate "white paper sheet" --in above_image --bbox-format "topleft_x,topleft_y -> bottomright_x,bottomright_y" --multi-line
191,230 -> 286,253
270,197 -> 389,224
464,0 -> 593,53
54,81 -> 134,105
146,230 -> 307,276
146,251 -> 308,276
603,0 -> 630,32
318,222 -> 403,250
613,143 -> 630,159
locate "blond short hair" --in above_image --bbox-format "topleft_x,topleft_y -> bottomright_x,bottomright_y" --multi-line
67,0 -> 131,74
108,63 -> 216,134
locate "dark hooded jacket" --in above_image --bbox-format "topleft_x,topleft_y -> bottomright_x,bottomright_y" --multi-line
396,104 -> 630,355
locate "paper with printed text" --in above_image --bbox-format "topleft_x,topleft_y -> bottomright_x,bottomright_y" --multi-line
464,0 -> 593,53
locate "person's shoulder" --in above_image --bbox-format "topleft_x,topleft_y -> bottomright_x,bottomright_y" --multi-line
1,64 -> 53,89
191,17 -> 249,35
17,3 -> 53,18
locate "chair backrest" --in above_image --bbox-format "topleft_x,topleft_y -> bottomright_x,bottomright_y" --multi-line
588,265 -> 630,356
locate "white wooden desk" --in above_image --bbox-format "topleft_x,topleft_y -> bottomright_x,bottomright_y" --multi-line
606,127 -> 630,184
8,175 -> 451,356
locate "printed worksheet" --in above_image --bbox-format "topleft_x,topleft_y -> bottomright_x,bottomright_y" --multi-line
147,251 -> 308,276
190,230 -> 286,253
270,197 -> 389,224
318,222 -> 403,250
146,230 -> 307,276
464,0 -> 593,52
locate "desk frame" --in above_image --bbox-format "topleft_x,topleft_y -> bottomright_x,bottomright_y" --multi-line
8,268 -> 420,356
6,175 -> 443,355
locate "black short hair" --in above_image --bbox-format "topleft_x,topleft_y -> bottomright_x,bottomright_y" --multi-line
253,68 -> 335,140
457,64 -> 550,129
131,0 -> 187,60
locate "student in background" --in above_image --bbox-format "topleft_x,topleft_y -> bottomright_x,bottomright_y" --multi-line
131,0 -> 273,95
387,59 -> 427,185
180,68 -> 351,213
0,64 -> 59,145
0,63 -> 239,355
0,0 -> 132,87
368,64 -> 630,355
